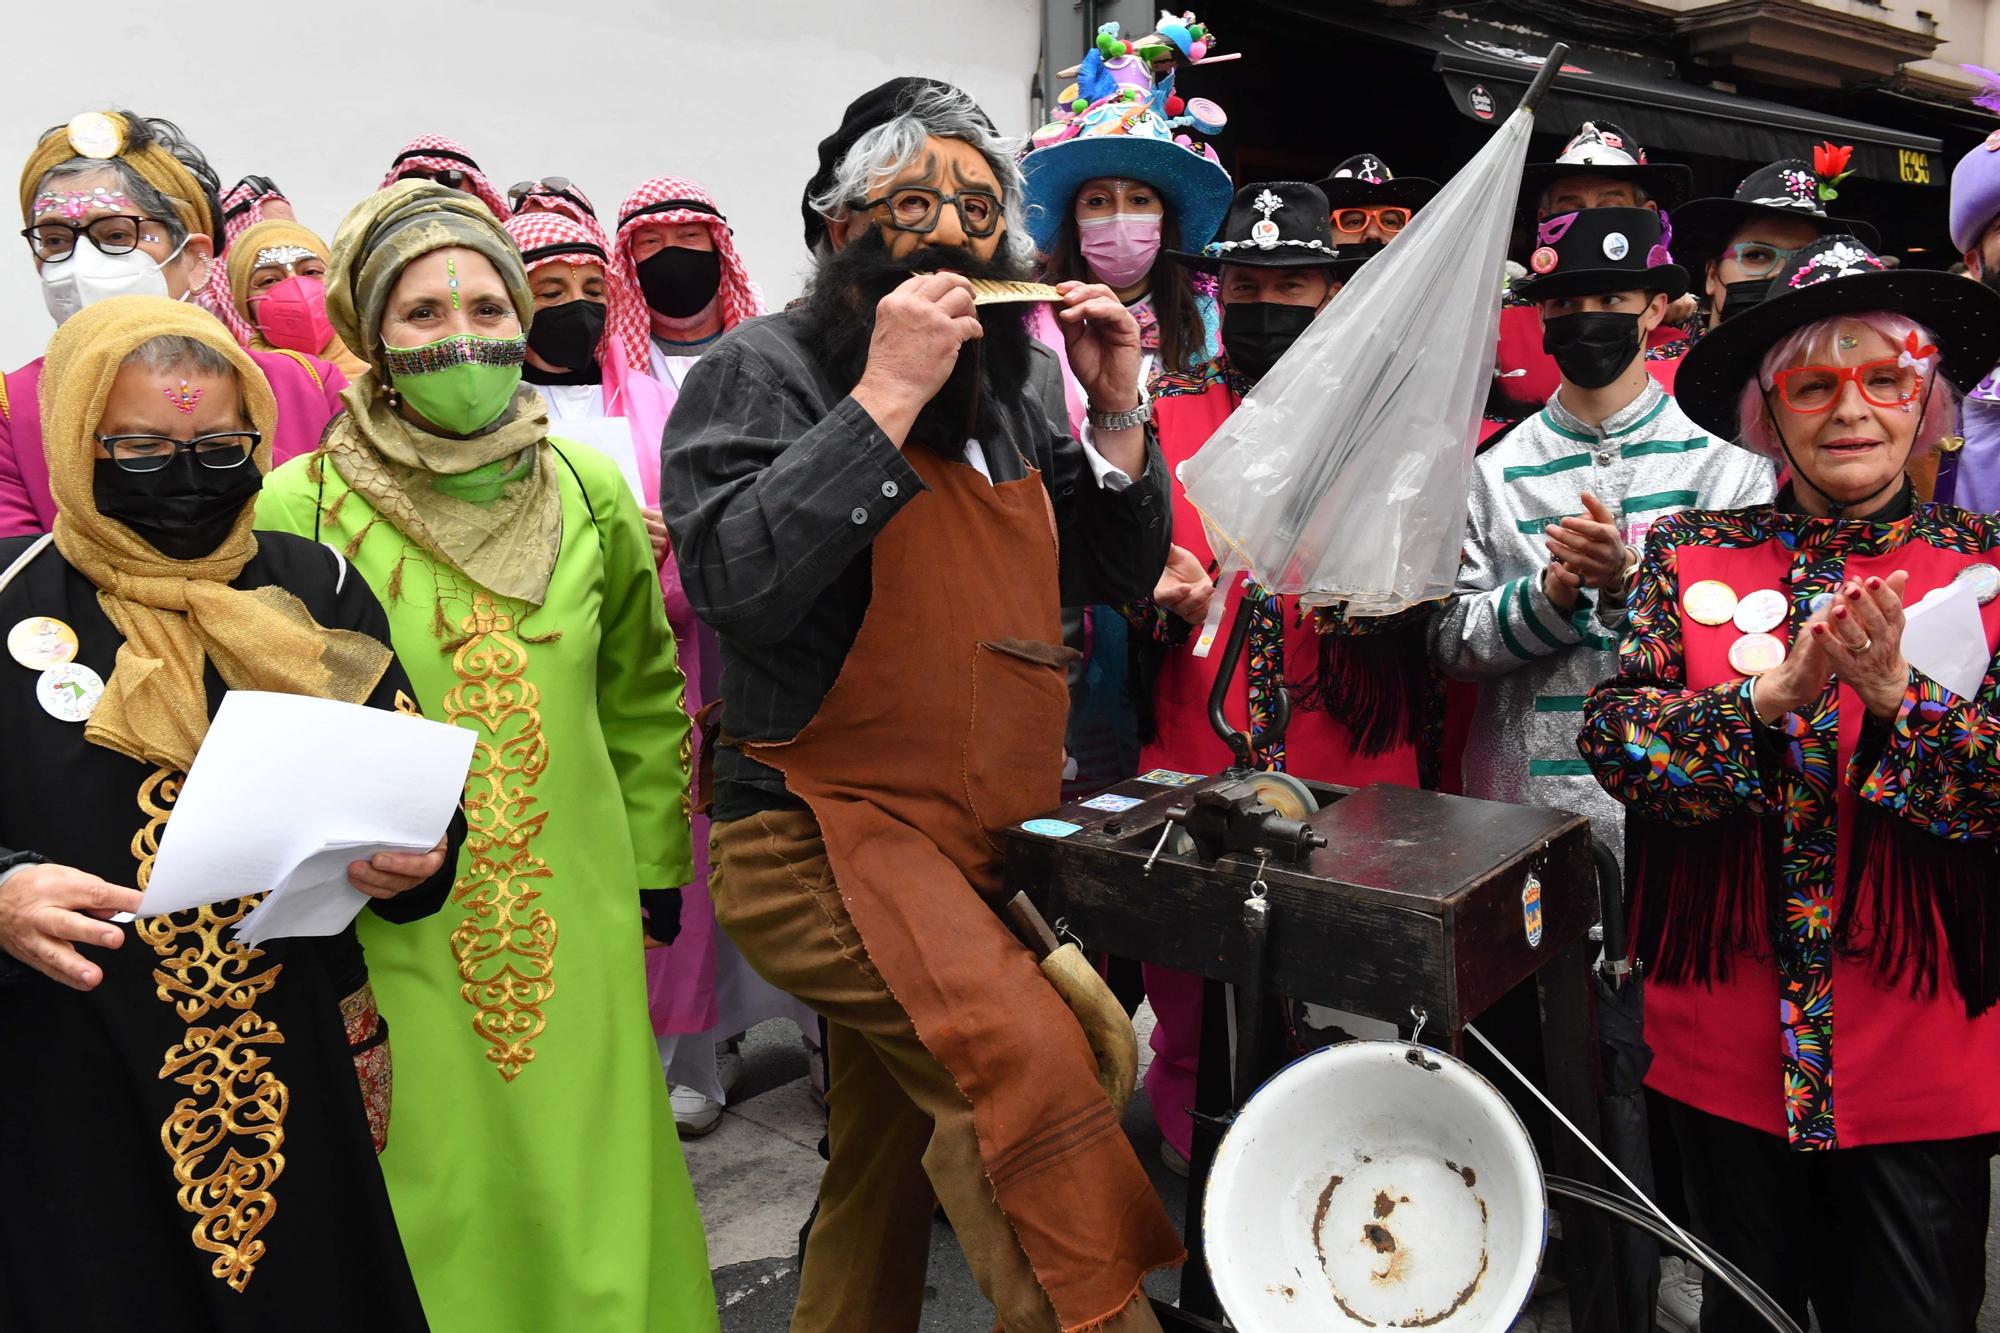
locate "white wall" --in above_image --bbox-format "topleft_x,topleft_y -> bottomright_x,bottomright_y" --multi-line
0,0 -> 1044,369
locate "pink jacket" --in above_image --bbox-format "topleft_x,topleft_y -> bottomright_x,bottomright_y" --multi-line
0,346 -> 346,538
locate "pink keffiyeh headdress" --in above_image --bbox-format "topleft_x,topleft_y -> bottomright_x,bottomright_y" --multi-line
614,176 -> 765,334
380,134 -> 512,222
199,177 -> 286,344
503,209 -> 650,372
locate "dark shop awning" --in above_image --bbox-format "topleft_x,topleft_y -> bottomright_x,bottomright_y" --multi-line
1437,46 -> 1943,188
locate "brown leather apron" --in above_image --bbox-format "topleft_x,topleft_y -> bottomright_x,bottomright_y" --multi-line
743,441 -> 1181,1329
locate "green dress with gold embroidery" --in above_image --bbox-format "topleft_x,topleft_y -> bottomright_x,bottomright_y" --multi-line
256,440 -> 716,1333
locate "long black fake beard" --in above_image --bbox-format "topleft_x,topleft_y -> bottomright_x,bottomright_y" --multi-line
799,228 -> 1037,454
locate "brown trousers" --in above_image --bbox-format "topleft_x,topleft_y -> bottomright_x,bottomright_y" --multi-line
711,808 -> 1163,1333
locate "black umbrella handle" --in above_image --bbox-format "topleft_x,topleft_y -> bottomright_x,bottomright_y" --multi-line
1592,835 -> 1632,981
1521,42 -> 1570,115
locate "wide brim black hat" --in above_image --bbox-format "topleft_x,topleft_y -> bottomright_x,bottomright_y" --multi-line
1676,243 -> 2000,441
1165,243 -> 1366,276
1671,197 -> 1881,276
1518,161 -> 1695,213
1512,261 -> 1690,303
1315,174 -> 1441,212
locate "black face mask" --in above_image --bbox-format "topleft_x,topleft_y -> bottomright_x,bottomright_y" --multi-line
636,246 -> 723,319
1222,301 -> 1317,384
526,299 -> 606,374
1541,311 -> 1642,390
1718,279 -> 1772,323
93,454 -> 262,561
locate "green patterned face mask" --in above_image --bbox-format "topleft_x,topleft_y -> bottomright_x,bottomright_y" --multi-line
383,332 -> 526,435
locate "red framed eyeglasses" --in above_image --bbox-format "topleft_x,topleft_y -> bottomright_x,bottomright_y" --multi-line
1772,357 -> 1925,414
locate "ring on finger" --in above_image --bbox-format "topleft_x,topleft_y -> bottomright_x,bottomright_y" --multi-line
1852,636 -> 1873,653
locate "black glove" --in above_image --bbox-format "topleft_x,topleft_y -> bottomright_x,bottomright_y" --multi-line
639,887 -> 684,947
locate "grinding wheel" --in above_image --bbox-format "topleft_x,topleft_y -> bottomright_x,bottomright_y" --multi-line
1244,771 -> 1320,821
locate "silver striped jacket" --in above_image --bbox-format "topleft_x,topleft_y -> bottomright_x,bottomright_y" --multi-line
1429,381 -> 1776,851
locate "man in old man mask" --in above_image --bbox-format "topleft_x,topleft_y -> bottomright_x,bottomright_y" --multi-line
661,76 -> 1180,1333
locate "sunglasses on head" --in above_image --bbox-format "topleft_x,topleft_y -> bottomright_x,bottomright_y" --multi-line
508,177 -> 593,216
1331,205 -> 1410,236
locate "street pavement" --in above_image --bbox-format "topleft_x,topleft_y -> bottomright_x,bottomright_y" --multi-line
689,1012 -> 2000,1332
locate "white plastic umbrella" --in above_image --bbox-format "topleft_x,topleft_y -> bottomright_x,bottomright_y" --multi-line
1180,47 -> 1568,617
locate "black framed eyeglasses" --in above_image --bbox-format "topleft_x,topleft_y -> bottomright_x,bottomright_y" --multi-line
398,167 -> 469,192
859,185 -> 1002,237
509,177 -> 592,216
95,431 -> 261,473
21,215 -> 167,263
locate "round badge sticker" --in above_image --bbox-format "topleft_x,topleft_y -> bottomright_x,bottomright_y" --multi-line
1602,231 -> 1630,261
1250,218 -> 1280,246
1468,84 -> 1497,121
1530,246 -> 1559,274
1682,579 -> 1738,626
36,661 -> 103,722
1732,588 -> 1787,635
8,616 -> 78,671
1729,632 -> 1787,677
1954,562 -> 2000,606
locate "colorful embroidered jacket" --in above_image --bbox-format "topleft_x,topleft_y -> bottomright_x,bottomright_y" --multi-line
1579,497 -> 2000,1149
1132,354 -> 1441,786
1431,381 -> 1775,840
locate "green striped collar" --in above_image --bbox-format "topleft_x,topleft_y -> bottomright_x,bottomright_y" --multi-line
1541,381 -> 1668,442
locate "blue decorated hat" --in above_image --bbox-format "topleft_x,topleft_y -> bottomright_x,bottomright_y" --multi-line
1019,91 -> 1234,255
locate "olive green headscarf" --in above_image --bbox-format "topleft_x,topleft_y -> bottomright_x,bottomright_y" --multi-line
320,180 -> 561,606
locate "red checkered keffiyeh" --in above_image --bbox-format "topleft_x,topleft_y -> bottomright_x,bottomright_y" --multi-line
504,210 -> 650,372
200,179 -> 285,345
381,134 -> 513,222
614,176 -> 764,334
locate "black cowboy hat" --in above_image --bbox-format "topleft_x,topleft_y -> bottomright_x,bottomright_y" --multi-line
1672,158 -> 1880,277
1509,206 -> 1690,303
1676,235 -> 2000,440
1166,180 -> 1365,276
1314,154 -> 1440,213
1519,121 -> 1694,214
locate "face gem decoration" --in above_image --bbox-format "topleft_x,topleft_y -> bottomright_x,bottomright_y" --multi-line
1837,333 -> 1860,351
254,245 -> 316,269
446,253 -> 461,311
162,380 -> 202,414
32,188 -> 132,221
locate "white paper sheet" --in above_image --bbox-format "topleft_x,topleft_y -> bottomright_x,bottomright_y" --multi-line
139,691 -> 474,944
556,417 -> 648,507
1901,578 -> 1993,704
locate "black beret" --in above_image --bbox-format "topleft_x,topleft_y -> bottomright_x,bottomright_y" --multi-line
800,76 -> 995,251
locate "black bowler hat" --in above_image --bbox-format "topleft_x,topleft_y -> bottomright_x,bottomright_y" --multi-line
1509,206 -> 1690,303
1672,157 -> 1881,277
1677,235 -> 2000,441
1313,153 -> 1440,212
1519,121 -> 1694,213
1166,180 -> 1364,277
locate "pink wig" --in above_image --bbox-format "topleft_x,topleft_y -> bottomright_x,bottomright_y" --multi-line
1736,310 -> 1961,460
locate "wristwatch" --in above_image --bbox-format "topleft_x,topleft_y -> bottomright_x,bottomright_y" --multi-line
1087,401 -> 1151,432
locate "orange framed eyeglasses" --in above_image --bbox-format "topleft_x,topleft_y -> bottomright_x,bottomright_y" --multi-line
1331,205 -> 1411,236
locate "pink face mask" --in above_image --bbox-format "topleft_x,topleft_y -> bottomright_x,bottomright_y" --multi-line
251,274 -> 334,355
1077,213 -> 1163,289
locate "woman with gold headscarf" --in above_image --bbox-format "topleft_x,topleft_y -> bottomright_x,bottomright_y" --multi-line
256,181 -> 716,1333
0,109 -> 347,540
0,296 -> 459,1330
229,217 -> 369,382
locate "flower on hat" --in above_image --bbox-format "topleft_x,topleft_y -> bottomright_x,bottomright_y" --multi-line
1812,142 -> 1855,204
1899,328 -> 1938,376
